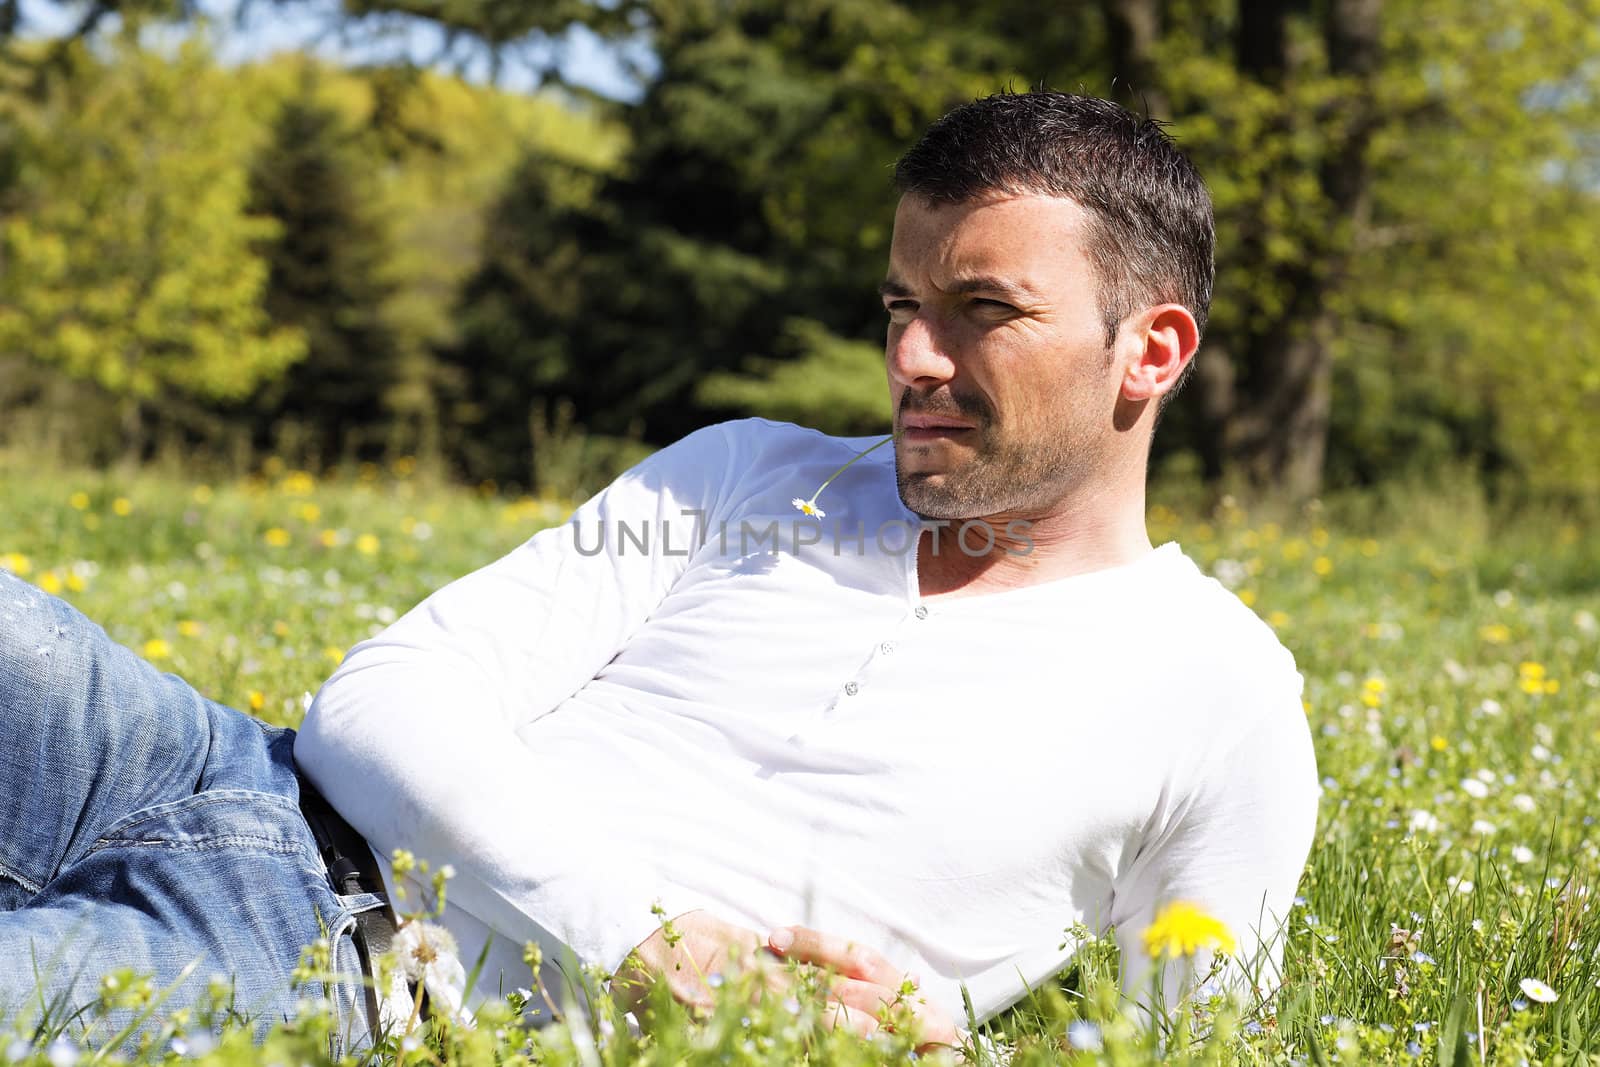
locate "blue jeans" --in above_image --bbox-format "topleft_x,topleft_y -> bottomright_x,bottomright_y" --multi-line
0,569 -> 378,1048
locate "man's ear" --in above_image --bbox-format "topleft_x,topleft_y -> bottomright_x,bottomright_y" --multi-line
1120,304 -> 1199,403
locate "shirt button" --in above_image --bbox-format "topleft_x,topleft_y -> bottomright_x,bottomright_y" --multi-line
914,605 -> 929,620
880,641 -> 894,654
843,681 -> 860,696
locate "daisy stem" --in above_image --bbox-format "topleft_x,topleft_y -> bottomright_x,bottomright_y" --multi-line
808,431 -> 899,503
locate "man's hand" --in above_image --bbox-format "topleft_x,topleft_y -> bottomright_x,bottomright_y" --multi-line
766,924 -> 962,1053
611,910 -> 769,1018
613,912 -> 962,1054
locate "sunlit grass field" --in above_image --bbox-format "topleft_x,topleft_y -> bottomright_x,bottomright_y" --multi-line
1,451 -> 1597,1066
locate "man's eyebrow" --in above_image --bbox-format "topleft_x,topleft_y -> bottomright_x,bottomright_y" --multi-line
949,276 -> 1044,302
877,276 -> 1043,302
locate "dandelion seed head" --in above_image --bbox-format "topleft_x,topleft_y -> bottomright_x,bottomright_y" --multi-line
1066,1021 -> 1102,1051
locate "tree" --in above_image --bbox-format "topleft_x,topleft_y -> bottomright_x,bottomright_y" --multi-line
441,0 -> 1009,486
0,31 -> 303,457
243,75 -> 403,465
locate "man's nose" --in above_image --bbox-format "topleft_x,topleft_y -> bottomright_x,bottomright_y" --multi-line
886,315 -> 957,390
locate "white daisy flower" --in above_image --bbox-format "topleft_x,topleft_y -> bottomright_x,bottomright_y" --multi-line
1519,977 -> 1558,1004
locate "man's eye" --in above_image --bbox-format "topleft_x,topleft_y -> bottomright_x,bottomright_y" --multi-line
971,298 -> 1018,315
885,301 -> 917,325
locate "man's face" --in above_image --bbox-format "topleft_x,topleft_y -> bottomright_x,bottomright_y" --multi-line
881,193 -> 1124,521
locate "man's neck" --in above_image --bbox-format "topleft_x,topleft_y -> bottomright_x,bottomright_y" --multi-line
915,481 -> 1154,600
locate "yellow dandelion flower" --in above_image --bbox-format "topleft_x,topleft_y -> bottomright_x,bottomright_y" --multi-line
193,485 -> 213,504
324,645 -> 345,664
1267,610 -> 1290,628
279,471 -> 316,497
1143,901 -> 1236,959
1518,661 -> 1545,680
1312,556 -> 1333,577
263,527 -> 291,548
248,690 -> 265,713
69,492 -> 90,510
1478,624 -> 1511,644
112,498 -> 132,517
1239,590 -> 1257,607
1360,539 -> 1380,557
177,620 -> 202,638
143,638 -> 171,660
39,571 -> 63,595
1281,539 -> 1306,562
1363,677 -> 1386,694
1543,679 -> 1560,695
66,573 -> 86,593
297,503 -> 321,524
355,534 -> 380,556
1,552 -> 32,576
1430,735 -> 1448,752
1311,528 -> 1330,548
319,529 -> 340,548
272,620 -> 290,637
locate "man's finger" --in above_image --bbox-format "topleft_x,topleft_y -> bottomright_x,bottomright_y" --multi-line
767,925 -> 910,988
825,976 -> 902,1017
820,999 -> 880,1039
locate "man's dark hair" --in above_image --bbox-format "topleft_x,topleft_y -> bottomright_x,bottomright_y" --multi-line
893,91 -> 1215,356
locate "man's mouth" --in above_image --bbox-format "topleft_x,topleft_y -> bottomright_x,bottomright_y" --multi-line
899,414 -> 976,442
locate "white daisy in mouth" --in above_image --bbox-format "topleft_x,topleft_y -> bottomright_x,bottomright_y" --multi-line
792,432 -> 900,520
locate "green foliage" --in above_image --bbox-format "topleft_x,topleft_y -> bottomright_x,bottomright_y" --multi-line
0,33 -> 304,415
442,0 -> 1004,485
697,318 -> 889,435
6,0 -> 1600,497
243,75 -> 405,465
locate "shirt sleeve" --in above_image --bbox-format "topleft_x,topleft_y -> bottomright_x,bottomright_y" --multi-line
1108,674 -> 1320,1022
292,421 -> 738,973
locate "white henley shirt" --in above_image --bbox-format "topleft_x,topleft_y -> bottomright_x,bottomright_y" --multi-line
294,417 -> 1320,1025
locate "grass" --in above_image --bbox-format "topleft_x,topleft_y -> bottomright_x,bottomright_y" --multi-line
0,450 -> 1597,1065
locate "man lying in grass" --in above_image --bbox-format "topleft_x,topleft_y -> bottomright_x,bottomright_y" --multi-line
0,90 -> 1318,1054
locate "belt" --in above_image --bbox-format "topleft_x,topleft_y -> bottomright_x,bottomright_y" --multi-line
297,774 -> 398,1037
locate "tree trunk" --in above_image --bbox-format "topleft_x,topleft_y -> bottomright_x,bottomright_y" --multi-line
119,394 -> 143,471
1100,0 -> 1169,118
1216,0 -> 1380,500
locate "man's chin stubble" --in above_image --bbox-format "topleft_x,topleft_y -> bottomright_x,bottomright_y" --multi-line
896,470 -> 999,523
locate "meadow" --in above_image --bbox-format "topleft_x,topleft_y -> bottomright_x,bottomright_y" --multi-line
0,451 -> 1597,1066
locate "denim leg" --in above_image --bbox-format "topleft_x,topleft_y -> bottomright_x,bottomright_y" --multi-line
0,568 -> 275,908
0,571 -> 373,1048
0,790 -> 373,1047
